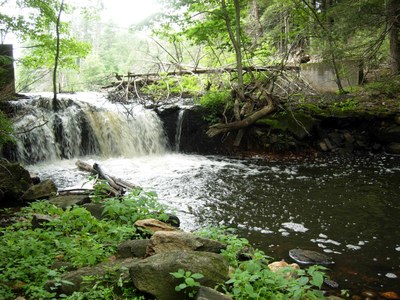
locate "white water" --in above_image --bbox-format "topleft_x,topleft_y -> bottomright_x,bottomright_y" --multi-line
10,93 -> 167,163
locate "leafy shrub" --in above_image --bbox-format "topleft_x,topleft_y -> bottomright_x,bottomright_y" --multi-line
101,188 -> 169,224
196,227 -> 326,299
0,110 -> 14,145
199,90 -> 232,123
363,75 -> 400,98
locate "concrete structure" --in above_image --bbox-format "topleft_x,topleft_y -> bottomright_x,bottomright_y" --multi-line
301,60 -> 361,93
0,44 -> 16,100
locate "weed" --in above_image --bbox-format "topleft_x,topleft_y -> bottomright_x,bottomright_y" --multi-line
171,269 -> 204,298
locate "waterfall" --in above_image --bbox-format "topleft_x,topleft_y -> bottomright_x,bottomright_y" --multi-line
7,93 -> 168,163
174,109 -> 186,152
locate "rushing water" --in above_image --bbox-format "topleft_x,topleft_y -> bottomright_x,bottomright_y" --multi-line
28,153 -> 400,294
7,93 -> 400,294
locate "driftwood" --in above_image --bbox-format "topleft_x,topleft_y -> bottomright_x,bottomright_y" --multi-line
76,160 -> 138,196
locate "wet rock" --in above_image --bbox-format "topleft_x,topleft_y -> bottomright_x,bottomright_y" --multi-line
196,286 -> 232,300
129,251 -> 229,300
0,162 -> 32,207
134,218 -> 179,233
146,231 -> 226,257
319,141 -> 329,151
323,278 -> 339,289
289,248 -> 334,265
117,239 -> 150,258
326,296 -> 345,300
49,194 -> 90,209
21,179 -> 57,202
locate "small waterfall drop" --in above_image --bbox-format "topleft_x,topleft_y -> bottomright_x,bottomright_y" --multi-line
174,109 -> 186,152
8,93 -> 168,163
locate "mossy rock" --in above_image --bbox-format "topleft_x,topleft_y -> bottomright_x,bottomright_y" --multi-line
0,162 -> 32,205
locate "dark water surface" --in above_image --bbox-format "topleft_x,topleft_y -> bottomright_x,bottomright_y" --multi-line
29,153 -> 400,294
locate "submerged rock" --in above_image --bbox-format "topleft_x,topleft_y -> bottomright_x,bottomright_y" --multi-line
289,248 -> 334,265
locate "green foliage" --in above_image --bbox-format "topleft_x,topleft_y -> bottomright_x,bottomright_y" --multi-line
141,74 -> 202,101
0,110 -> 14,145
0,191 -> 161,299
171,269 -> 204,298
198,90 -> 232,123
196,227 -> 327,299
362,76 -> 400,98
101,188 -> 169,224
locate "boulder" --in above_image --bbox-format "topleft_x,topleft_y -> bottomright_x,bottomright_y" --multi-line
146,231 -> 226,256
83,202 -> 105,219
129,251 -> 229,300
46,258 -> 139,295
21,179 -> 57,202
134,218 -> 179,233
196,286 -> 232,300
117,239 -> 150,258
289,249 -> 334,265
49,194 -> 90,209
0,162 -> 32,206
31,213 -> 55,229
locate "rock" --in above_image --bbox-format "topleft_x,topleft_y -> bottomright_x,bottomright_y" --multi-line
134,218 -> 179,233
164,213 -> 181,227
380,291 -> 400,299
386,143 -> 400,154
0,163 -> 32,207
46,258 -> 138,295
83,202 -> 105,219
324,278 -> 339,289
129,251 -> 229,300
326,296 -> 345,300
319,141 -> 329,151
289,249 -> 334,265
267,260 -> 300,279
21,179 -> 57,202
146,231 -> 226,256
395,115 -> 400,125
49,194 -> 90,209
343,131 -> 355,143
117,239 -> 150,258
31,213 -> 55,229
196,286 -> 232,300
373,124 -> 400,143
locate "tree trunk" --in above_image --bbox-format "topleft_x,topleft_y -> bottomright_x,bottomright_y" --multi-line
388,0 -> 400,74
53,0 -> 64,111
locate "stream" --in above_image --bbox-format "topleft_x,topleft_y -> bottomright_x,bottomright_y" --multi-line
27,153 -> 400,294
6,93 -> 400,294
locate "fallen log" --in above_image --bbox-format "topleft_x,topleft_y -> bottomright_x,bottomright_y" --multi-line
75,160 -> 138,196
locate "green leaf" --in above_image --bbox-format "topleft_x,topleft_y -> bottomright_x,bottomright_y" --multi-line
311,272 -> 324,288
185,277 -> 195,287
191,273 -> 204,280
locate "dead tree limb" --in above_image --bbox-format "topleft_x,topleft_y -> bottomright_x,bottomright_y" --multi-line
206,93 -> 275,137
